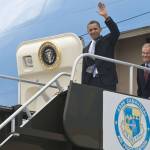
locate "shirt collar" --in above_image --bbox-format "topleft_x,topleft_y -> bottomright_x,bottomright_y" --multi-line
145,63 -> 150,67
91,40 -> 96,43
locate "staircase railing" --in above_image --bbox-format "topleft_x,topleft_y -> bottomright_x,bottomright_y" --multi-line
0,54 -> 150,147
0,74 -> 59,89
0,72 -> 70,147
71,53 -> 150,95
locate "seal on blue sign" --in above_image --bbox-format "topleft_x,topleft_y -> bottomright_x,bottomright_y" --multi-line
114,97 -> 150,149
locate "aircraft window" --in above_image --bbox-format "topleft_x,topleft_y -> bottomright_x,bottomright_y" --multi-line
23,55 -> 33,67
0,0 -> 46,33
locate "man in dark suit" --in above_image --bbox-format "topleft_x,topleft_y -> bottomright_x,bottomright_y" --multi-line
82,2 -> 120,91
137,43 -> 150,99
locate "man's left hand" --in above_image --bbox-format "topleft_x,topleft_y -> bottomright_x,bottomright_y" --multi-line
98,2 -> 109,19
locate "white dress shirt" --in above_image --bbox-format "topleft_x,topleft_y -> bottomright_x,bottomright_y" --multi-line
88,40 -> 98,77
88,40 -> 96,54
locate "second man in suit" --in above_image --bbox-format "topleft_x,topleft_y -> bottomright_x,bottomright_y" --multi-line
82,2 -> 120,91
137,43 -> 150,99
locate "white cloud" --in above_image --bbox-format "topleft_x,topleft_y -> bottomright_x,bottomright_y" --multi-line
0,0 -> 46,33
45,0 -> 64,14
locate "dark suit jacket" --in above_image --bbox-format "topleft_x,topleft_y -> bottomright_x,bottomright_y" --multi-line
82,17 -> 120,86
137,64 -> 150,99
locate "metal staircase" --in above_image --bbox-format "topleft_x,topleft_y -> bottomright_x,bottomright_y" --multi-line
1,91 -> 69,150
0,72 -> 71,150
0,54 -> 149,150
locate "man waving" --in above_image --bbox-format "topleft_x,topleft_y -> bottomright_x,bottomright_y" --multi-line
82,2 -> 120,91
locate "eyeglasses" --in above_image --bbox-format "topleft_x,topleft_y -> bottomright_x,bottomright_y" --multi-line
142,52 -> 150,55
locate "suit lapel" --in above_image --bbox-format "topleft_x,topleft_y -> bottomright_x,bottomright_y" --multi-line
83,42 -> 91,53
145,72 -> 150,86
84,36 -> 103,54
140,64 -> 150,87
83,42 -> 96,67
141,70 -> 146,86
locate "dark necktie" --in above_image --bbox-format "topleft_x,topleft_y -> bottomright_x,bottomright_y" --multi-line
144,64 -> 149,81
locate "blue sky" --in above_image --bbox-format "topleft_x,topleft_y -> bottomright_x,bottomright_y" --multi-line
0,0 -> 149,106
0,0 -> 150,36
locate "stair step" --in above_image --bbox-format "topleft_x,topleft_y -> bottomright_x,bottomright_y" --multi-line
17,128 -> 67,142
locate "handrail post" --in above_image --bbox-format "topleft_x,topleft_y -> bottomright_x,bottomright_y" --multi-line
71,54 -> 84,81
24,107 -> 32,119
55,80 -> 63,92
129,66 -> 134,95
11,118 -> 15,133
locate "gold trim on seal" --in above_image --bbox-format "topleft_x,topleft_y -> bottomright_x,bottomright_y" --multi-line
38,41 -> 61,70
